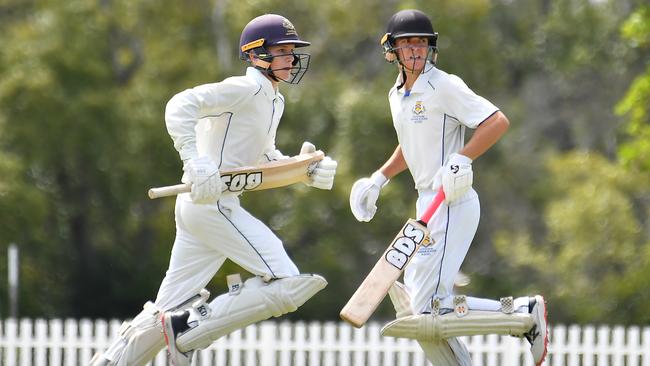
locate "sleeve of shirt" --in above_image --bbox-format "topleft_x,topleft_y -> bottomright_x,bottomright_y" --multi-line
165,78 -> 255,161
440,74 -> 499,129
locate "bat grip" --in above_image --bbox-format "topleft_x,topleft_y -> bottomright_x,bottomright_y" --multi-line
148,183 -> 191,199
418,189 -> 446,225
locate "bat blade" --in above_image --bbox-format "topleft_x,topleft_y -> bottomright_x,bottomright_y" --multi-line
340,190 -> 445,327
148,151 -> 324,199
340,219 -> 429,327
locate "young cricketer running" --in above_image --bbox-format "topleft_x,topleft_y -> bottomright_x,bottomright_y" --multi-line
91,13 -> 337,366
349,9 -> 548,365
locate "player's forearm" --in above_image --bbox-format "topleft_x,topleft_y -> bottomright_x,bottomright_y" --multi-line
459,111 -> 509,160
379,145 -> 408,179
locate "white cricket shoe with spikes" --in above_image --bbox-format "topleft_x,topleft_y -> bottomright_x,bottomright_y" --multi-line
162,311 -> 194,366
525,295 -> 549,366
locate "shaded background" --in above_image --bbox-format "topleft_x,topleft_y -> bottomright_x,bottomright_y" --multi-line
0,0 -> 648,326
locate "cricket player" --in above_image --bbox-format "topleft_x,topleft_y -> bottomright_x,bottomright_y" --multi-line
349,9 -> 548,365
91,14 -> 336,366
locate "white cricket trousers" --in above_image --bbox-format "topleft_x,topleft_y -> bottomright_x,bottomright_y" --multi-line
405,188 -> 480,366
154,193 -> 299,310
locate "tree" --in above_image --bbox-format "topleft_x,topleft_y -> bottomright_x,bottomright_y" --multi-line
489,2 -> 650,325
493,152 -> 650,324
617,5 -> 650,171
0,0 -> 224,317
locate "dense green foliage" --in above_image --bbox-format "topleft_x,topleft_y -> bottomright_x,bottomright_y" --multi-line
0,0 -> 648,325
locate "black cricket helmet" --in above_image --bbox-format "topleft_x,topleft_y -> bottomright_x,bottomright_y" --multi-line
239,14 -> 311,84
380,9 -> 438,64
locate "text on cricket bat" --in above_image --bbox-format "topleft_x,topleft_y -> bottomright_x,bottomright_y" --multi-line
384,223 -> 426,270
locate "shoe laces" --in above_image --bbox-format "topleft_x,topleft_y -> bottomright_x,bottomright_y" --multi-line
524,324 -> 540,345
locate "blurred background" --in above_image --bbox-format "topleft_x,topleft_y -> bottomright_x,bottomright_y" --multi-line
0,0 -> 648,327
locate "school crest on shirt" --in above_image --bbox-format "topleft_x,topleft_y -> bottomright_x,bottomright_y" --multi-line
411,101 -> 428,123
413,101 -> 425,115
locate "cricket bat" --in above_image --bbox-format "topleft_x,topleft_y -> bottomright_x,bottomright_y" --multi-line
148,151 -> 324,199
340,189 -> 446,327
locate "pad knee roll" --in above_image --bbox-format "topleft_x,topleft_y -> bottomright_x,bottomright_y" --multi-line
176,274 -> 327,352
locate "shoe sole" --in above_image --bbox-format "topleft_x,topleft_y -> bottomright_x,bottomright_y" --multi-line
533,295 -> 549,366
162,313 -> 187,366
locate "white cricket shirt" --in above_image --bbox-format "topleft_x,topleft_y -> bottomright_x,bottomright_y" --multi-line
388,64 -> 499,190
165,67 -> 285,170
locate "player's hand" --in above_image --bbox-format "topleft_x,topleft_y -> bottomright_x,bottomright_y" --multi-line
349,171 -> 388,222
300,141 -> 337,190
432,153 -> 473,203
183,156 -> 222,204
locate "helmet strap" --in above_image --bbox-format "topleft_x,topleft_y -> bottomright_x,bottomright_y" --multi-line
265,69 -> 281,82
396,66 -> 407,90
255,63 -> 281,82
252,58 -> 271,70
247,52 -> 281,82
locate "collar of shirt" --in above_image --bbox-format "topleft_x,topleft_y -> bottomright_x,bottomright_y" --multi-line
246,67 -> 278,100
393,62 -> 437,97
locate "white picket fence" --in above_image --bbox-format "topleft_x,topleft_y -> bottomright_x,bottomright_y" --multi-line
1,319 -> 649,366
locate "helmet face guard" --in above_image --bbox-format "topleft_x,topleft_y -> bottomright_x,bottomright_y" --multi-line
283,52 -> 310,84
239,14 -> 311,84
381,35 -> 437,72
240,38 -> 311,84
381,10 -> 438,71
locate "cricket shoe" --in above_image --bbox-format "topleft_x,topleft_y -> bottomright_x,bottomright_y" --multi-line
162,310 -> 194,366
524,295 -> 548,366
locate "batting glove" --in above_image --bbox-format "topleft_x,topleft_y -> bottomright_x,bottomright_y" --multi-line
300,141 -> 338,190
432,153 -> 473,204
183,156 -> 222,204
349,171 -> 388,222
263,148 -> 289,162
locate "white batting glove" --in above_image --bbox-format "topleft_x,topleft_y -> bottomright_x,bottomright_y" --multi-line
432,153 -> 473,203
264,148 -> 289,162
183,156 -> 222,204
300,141 -> 337,190
310,157 -> 338,190
349,171 -> 388,222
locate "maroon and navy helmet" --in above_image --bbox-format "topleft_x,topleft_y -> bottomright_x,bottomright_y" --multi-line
239,14 -> 311,84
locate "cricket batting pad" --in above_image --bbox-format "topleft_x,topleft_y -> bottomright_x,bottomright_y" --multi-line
388,281 -> 413,318
176,274 -> 327,352
91,290 -> 209,366
90,302 -> 165,366
387,282 -> 472,366
381,310 -> 534,341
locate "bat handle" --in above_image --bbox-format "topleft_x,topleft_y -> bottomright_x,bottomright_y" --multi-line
418,189 -> 445,224
148,183 -> 192,199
